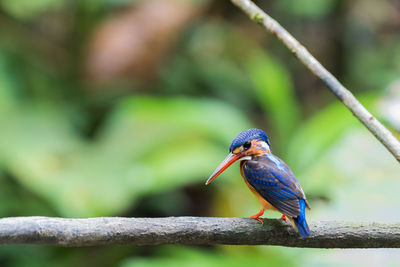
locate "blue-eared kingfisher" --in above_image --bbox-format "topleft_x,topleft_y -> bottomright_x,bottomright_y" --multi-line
206,128 -> 310,237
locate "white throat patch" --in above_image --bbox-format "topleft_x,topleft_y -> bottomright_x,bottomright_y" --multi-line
259,141 -> 270,151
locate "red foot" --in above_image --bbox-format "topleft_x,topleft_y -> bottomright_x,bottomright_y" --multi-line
281,214 -> 288,221
250,209 -> 264,225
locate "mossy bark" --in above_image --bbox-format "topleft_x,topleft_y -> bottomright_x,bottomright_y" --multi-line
0,216 -> 399,248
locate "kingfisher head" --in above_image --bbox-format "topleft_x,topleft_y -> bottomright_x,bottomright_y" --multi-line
205,128 -> 271,185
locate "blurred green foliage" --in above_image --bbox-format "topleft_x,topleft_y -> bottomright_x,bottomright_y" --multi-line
0,96 -> 250,217
120,246 -> 294,267
277,0 -> 336,18
0,0 -> 399,266
1,0 -> 63,19
246,50 -> 300,147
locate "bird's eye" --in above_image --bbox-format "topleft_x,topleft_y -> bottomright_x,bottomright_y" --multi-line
242,141 -> 251,150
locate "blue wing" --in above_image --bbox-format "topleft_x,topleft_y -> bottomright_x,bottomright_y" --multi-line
242,154 -> 309,218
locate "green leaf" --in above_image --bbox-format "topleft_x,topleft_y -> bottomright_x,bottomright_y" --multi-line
0,0 -> 65,19
245,50 -> 300,147
0,50 -> 21,113
286,94 -> 378,174
277,0 -> 336,18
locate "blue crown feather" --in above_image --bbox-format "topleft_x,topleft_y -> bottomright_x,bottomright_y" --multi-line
229,128 -> 270,152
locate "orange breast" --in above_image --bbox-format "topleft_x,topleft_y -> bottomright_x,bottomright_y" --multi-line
240,161 -> 277,212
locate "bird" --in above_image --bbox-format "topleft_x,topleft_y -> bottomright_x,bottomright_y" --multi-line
205,128 -> 310,237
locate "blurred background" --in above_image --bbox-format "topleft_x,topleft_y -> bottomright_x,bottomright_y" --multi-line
0,0 -> 399,266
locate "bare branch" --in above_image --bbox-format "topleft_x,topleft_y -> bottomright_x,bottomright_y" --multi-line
231,0 -> 400,163
0,216 -> 399,248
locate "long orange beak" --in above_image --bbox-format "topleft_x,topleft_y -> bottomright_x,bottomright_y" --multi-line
205,152 -> 241,185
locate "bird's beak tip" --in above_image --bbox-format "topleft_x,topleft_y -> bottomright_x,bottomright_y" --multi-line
205,176 -> 214,185
205,152 -> 240,186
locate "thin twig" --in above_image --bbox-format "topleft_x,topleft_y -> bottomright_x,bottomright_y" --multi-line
0,216 -> 399,248
231,0 -> 400,163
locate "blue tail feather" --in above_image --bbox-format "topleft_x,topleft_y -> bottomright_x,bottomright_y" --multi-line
293,199 -> 310,237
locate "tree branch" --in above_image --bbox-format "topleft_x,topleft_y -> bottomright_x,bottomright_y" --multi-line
0,216 -> 400,248
230,0 -> 400,163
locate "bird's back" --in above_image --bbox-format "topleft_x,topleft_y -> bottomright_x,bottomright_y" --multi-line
241,154 -> 309,217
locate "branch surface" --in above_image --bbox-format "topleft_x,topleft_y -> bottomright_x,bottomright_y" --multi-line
0,216 -> 400,248
231,0 -> 400,163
